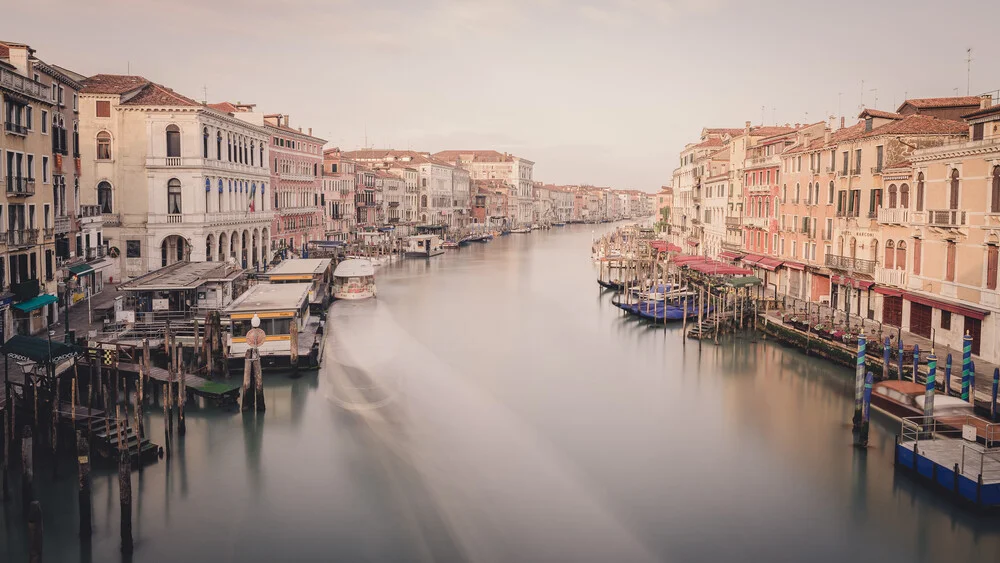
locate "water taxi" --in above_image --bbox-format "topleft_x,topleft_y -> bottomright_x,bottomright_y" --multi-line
222,282 -> 322,369
405,235 -> 445,258
259,258 -> 333,314
332,259 -> 376,300
510,227 -> 531,234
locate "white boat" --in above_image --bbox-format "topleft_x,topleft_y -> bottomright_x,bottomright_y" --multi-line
333,259 -> 376,300
405,235 -> 445,258
510,227 -> 531,234
223,282 -> 320,369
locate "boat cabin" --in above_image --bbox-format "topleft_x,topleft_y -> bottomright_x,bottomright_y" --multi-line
222,282 -> 312,366
259,258 -> 333,313
405,235 -> 444,258
333,259 -> 376,300
117,261 -> 247,323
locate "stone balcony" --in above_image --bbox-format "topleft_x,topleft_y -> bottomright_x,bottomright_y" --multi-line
744,216 -> 769,229
927,209 -> 966,227
725,217 -> 741,228
825,254 -> 875,275
0,68 -> 51,103
875,267 -> 907,288
877,207 -> 910,225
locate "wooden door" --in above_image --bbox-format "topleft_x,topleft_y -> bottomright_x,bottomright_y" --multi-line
964,316 -> 982,356
883,296 -> 903,327
909,302 -> 932,338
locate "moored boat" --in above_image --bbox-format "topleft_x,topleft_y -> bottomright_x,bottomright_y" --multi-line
332,258 -> 376,300
405,235 -> 445,258
223,283 -> 322,370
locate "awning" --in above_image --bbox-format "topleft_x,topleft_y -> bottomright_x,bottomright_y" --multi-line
685,238 -> 700,247
874,287 -> 903,297
90,258 -> 115,271
902,291 -> 990,320
0,334 -> 79,364
782,261 -> 806,271
13,293 -> 58,313
741,254 -> 764,265
831,275 -> 874,290
68,263 -> 94,275
727,276 -> 763,288
756,257 -> 784,271
718,250 -> 744,261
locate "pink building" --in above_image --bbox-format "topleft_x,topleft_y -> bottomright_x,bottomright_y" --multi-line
355,166 -> 383,228
263,113 -> 325,255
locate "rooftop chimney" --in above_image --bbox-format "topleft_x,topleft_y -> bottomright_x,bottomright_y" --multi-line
308,127 -> 312,135
840,116 -> 845,129
824,129 -> 831,144
982,94 -> 993,109
744,121 -> 751,134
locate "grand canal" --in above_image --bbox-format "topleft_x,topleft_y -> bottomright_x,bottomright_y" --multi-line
3,223 -> 1000,562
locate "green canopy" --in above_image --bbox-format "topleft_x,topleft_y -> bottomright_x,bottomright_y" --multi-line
12,293 -> 58,313
727,276 -> 763,288
0,334 -> 79,364
68,263 -> 94,275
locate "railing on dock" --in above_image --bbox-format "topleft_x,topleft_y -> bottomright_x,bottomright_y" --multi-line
901,416 -> 1000,479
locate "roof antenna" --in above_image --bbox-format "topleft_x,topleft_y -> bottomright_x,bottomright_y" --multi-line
202,85 -> 208,104
127,61 -> 131,76
966,48 -> 973,95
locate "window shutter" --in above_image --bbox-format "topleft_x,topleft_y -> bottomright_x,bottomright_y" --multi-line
913,238 -> 921,275
988,246 -> 999,290
946,243 -> 956,282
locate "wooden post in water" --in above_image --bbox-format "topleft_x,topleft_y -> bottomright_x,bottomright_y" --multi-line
945,353 -> 953,395
851,336 -> 866,434
178,344 -> 186,437
681,296 -> 687,345
191,318 -> 201,374
2,395 -> 8,500
77,430 -> 92,539
856,370 -> 873,448
289,320 -> 299,371
697,287 -> 704,349
118,447 -> 133,554
21,426 -> 33,520
254,349 -> 265,412
912,344 -> 920,383
162,383 -> 170,458
883,336 -> 891,381
27,500 -> 43,563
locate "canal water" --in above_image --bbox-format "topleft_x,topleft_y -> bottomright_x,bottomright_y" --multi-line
3,223 -> 1000,562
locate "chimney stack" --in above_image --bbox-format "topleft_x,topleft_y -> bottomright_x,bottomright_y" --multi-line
308,127 -> 313,135
840,116 -> 845,129
744,120 -> 751,134
824,129 -> 831,144
982,94 -> 993,109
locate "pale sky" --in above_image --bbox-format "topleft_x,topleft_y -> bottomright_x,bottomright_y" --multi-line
8,0 -> 1000,191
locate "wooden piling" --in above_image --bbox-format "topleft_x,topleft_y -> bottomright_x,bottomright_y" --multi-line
118,447 -> 133,554
178,346 -> 186,437
162,383 -> 170,457
77,430 -> 92,539
253,350 -> 265,412
27,500 -> 43,563
21,426 -> 33,520
1,395 -> 8,500
290,321 -> 299,369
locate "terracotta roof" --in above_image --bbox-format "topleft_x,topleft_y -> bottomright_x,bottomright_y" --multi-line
752,126 -> 799,138
0,44 -> 9,59
704,128 -> 744,136
897,96 -> 981,111
962,104 -> 1000,120
861,114 -> 968,138
433,150 -> 525,163
122,83 -> 200,107
208,102 -> 239,113
80,74 -> 150,94
884,160 -> 911,169
828,121 -> 868,143
343,149 -> 457,168
858,108 -> 903,120
694,138 -> 724,148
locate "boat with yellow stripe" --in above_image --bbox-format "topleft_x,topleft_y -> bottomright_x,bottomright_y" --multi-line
222,282 -> 323,370
258,258 -> 333,314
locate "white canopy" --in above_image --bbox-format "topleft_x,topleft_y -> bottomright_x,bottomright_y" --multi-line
334,259 -> 375,278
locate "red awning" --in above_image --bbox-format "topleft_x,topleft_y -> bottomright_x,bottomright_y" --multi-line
782,261 -> 806,271
902,291 -> 989,320
649,240 -> 667,251
667,243 -> 682,252
688,261 -> 753,275
718,250 -> 744,261
685,238 -> 700,247
756,257 -> 784,271
874,287 -> 902,297
741,254 -> 764,265
831,274 -> 874,290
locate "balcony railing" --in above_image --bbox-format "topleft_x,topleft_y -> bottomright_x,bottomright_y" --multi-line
166,214 -> 183,224
725,217 -> 741,227
877,207 -> 909,225
875,267 -> 907,288
825,254 -> 875,274
745,216 -> 769,229
871,166 -> 883,175
0,68 -> 51,103
85,246 -> 106,261
54,215 -> 70,234
826,166 -> 836,173
42,227 -> 54,240
165,156 -> 182,166
79,204 -> 102,218
4,122 -> 27,136
822,229 -> 832,241
5,177 -> 35,196
928,209 -> 966,227
102,213 -> 121,226
7,228 -> 39,248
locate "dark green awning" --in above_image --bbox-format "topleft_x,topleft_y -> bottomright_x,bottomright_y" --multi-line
12,293 -> 58,313
68,263 -> 94,275
727,276 -> 763,288
0,334 -> 79,364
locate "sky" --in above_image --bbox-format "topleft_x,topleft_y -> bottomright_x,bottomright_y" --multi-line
7,0 -> 1000,192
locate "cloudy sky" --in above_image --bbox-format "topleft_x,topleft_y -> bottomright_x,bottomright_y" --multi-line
9,0 -> 1000,191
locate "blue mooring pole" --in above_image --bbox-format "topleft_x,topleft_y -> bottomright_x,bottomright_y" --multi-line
945,354 -> 953,396
970,360 -> 976,407
962,332 -> 972,403
924,353 -> 937,420
912,344 -> 920,383
992,368 -> 999,422
898,336 -> 904,383
883,336 -> 891,381
857,371 -> 873,448
852,335 -> 866,432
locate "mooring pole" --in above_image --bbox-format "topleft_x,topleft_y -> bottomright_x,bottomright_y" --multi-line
945,353 -> 953,396
883,336 -> 891,380
21,425 -> 33,520
852,335 -> 866,433
27,500 -> 43,563
857,371 -> 873,448
77,430 -> 92,539
962,332 -> 972,403
118,448 -> 133,554
912,344 -> 920,383
924,352 -> 937,422
991,367 -> 999,421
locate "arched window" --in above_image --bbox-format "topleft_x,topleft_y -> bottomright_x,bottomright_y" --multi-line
259,144 -> 264,166
949,169 -> 960,210
884,240 -> 895,269
203,127 -> 210,158
98,181 -> 113,213
871,239 -> 879,263
250,141 -> 255,166
166,124 -> 181,158
992,166 -> 1000,213
782,184 -> 787,202
167,178 -> 182,214
795,183 -> 800,203
916,172 -> 925,211
887,184 -> 897,208
900,184 -> 910,209
227,134 -> 233,161
896,240 -> 907,271
828,181 -> 835,205
216,131 -> 223,160
96,131 -> 112,160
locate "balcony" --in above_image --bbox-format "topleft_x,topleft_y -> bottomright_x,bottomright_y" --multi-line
871,166 -> 883,175
822,230 -> 832,241
927,209 -> 966,227
725,217 -> 741,227
54,215 -> 71,234
1,68 -> 51,103
875,267 -> 907,288
826,166 -> 836,173
165,156 -> 182,166
166,214 -> 183,224
85,246 -> 106,261
745,216 -> 769,229
824,254 -> 875,274
7,228 -> 39,248
42,227 -> 54,240
102,213 -> 121,226
4,122 -> 27,136
877,207 -> 909,225
5,177 -> 35,196
79,204 -> 102,218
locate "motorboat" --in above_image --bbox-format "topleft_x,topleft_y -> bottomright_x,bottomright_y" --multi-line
405,235 -> 445,258
332,259 -> 376,300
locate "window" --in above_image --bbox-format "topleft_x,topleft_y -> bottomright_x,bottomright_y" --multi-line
828,181 -> 835,204
203,127 -> 210,158
885,240 -> 895,269
96,100 -> 110,118
988,245 -> 999,290
945,241 -> 956,282
167,179 -> 182,214
896,240 -> 906,271
973,123 -> 985,141
887,184 -> 897,208
940,310 -> 952,331
992,167 -> 1000,213
913,238 -> 921,275
41,110 -> 48,134
96,131 -> 112,159
916,172 -> 925,211
949,169 -> 960,209
842,151 -> 849,175
854,149 -> 862,174
73,94 -> 78,111
165,125 -> 181,158
899,184 -> 909,209
825,218 -> 832,240
126,239 -> 142,258
875,145 -> 883,172
25,106 -> 32,131
216,132 -> 223,160
42,156 -> 48,183
98,181 -> 113,213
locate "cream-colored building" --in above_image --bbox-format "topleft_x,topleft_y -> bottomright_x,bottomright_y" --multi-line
433,150 -> 534,227
79,75 -> 273,279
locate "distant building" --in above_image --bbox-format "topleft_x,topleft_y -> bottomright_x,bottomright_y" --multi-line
433,150 -> 534,227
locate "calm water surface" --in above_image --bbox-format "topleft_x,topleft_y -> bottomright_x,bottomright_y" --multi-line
3,223 -> 1000,562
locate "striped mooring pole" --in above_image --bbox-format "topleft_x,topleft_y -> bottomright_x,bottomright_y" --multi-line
924,352 -> 937,420
852,335 -> 866,432
898,336 -> 904,382
971,361 -> 977,407
991,368 -> 999,421
912,344 -> 920,383
945,354 -> 953,396
883,337 -> 891,380
857,371 -> 874,448
962,332 -> 972,403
